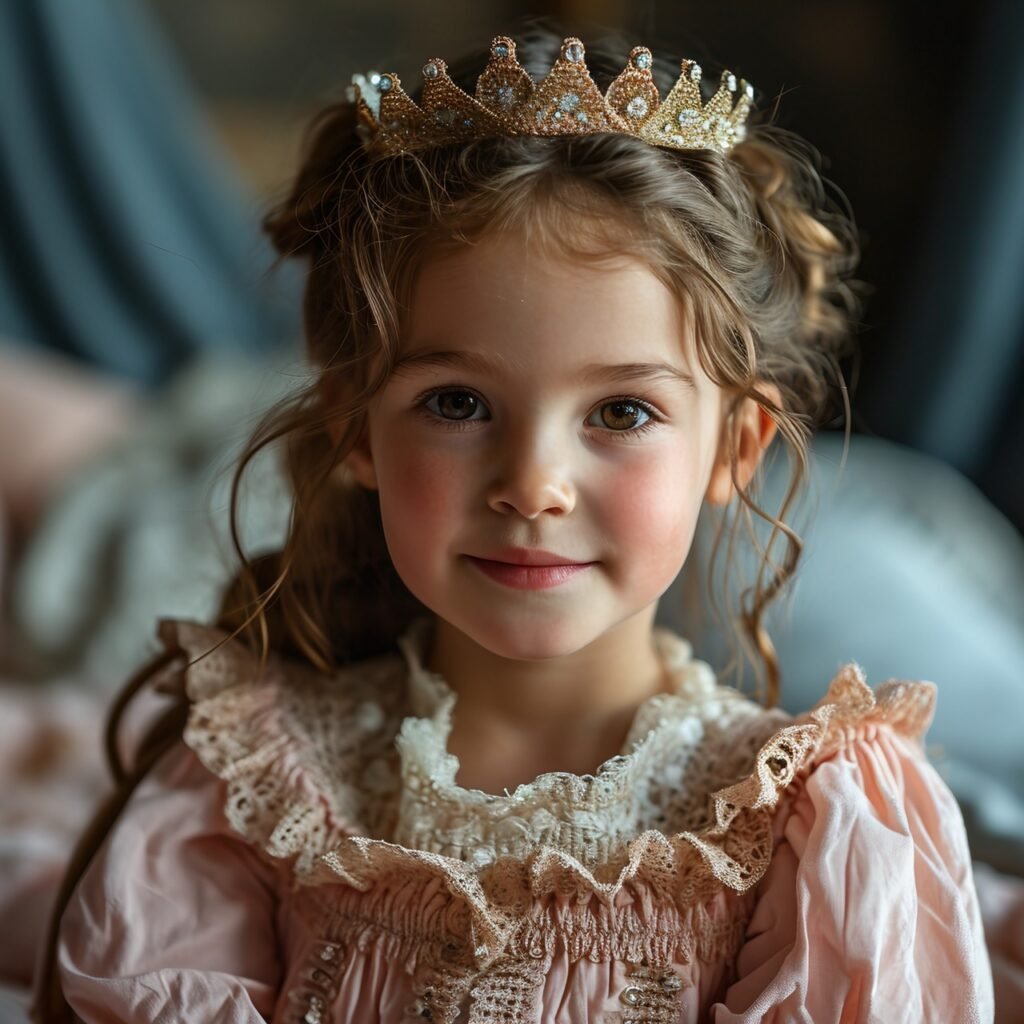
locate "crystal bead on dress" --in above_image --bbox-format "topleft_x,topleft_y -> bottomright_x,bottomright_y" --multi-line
660,972 -> 684,992
621,986 -> 643,1006
304,996 -> 324,1024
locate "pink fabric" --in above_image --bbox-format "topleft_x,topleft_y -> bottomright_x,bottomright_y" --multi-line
57,726 -> 994,1022
712,724 -> 994,1022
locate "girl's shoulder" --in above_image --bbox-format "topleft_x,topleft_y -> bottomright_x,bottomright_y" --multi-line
707,660 -> 939,843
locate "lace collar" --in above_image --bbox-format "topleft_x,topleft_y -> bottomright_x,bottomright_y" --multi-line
169,615 -> 936,903
390,615 -> 774,867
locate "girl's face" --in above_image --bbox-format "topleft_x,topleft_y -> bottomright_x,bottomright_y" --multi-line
344,230 -> 736,661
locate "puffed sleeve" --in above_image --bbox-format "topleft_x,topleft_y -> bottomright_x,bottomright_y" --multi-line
710,722 -> 995,1023
58,741 -> 283,1023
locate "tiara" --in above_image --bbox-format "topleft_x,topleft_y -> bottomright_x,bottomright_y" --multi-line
348,35 -> 755,159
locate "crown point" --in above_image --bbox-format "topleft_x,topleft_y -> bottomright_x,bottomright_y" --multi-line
369,72 -> 382,86
491,36 -> 514,59
744,81 -> 754,99
562,38 -> 585,63
684,60 -> 702,83
632,47 -> 653,70
725,72 -> 737,92
423,61 -> 441,80
378,73 -> 395,93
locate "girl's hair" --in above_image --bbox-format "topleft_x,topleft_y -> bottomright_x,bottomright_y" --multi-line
33,20 -> 859,1020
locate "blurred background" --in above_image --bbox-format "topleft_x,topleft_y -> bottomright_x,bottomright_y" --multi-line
1,0 -> 1022,1015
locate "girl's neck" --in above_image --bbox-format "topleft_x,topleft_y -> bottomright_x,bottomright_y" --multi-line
423,608 -> 671,792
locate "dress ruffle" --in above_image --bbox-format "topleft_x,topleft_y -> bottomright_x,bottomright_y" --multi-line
159,619 -> 409,876
160,617 -> 938,960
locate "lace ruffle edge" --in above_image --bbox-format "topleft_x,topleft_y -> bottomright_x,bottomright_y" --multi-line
161,619 -> 937,918
159,618 -> 383,877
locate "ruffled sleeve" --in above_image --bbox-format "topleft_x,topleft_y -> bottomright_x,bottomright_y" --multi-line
57,740 -> 283,1023
710,670 -> 995,1023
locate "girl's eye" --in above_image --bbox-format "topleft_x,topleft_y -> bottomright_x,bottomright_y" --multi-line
591,399 -> 657,434
415,388 -> 661,439
420,389 -> 486,424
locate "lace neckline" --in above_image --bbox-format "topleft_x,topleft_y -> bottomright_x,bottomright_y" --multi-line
168,614 -> 937,890
387,615 -> 764,865
394,614 -> 716,797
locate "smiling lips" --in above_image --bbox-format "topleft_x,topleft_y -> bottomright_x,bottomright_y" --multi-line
465,548 -> 595,590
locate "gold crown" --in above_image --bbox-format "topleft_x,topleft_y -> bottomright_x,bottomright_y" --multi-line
348,35 -> 755,158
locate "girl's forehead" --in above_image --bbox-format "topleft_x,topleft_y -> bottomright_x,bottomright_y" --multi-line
414,230 -> 659,294
395,237 -> 708,389
404,232 -> 698,364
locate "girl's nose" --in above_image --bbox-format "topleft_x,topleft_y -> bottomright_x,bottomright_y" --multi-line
485,436 -> 577,519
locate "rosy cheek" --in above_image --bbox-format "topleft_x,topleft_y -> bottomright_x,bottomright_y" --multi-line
600,455 -> 700,569
377,435 -> 463,550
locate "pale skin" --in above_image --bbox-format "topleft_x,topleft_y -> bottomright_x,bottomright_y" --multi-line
339,231 -> 779,795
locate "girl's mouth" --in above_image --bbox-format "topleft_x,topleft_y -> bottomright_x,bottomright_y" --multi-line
464,556 -> 595,590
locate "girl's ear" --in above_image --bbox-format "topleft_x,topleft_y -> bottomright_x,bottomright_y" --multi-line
320,373 -> 379,491
705,383 -> 782,507
340,425 -> 379,490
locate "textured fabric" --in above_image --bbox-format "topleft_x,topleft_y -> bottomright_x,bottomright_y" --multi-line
57,616 -> 994,1022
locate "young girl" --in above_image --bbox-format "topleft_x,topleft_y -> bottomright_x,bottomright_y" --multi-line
37,23 -> 994,1024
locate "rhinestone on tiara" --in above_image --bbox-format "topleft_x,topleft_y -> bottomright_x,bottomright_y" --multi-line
351,34 -> 754,158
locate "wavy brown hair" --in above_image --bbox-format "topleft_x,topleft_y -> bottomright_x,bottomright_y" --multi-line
34,21 -> 860,1021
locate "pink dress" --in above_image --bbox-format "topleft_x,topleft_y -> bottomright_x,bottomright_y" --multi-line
57,616 -> 994,1022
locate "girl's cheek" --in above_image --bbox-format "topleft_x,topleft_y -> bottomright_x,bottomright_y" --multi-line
379,436 -> 464,529
598,455 -> 703,584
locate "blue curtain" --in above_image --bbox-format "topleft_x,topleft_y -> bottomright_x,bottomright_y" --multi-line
868,0 -> 1024,526
0,0 -> 299,388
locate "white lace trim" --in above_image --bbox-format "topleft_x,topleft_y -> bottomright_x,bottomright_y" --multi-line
166,615 -> 937,906
391,615 -> 780,867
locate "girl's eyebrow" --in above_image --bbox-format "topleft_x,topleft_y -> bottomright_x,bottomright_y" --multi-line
392,349 -> 696,390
